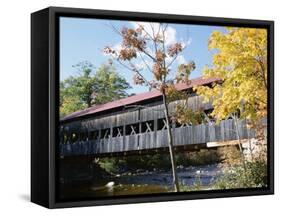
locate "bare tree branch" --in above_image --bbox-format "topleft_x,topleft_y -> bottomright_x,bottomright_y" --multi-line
135,22 -> 154,41
108,23 -> 123,37
141,48 -> 157,62
115,59 -> 152,88
137,51 -> 153,74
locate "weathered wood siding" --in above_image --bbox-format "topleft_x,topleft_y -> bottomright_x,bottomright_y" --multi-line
60,119 -> 256,156
61,95 -> 212,132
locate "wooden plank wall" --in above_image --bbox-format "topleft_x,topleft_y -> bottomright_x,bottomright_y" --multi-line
60,119 -> 256,156
61,95 -> 212,132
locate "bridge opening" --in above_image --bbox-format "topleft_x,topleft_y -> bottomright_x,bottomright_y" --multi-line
89,130 -> 99,140
112,126 -> 123,137
125,123 -> 139,135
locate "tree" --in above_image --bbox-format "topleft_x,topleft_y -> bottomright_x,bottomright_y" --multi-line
194,27 -> 267,172
104,23 -> 196,192
92,64 -> 131,104
60,61 -> 131,117
194,27 -> 267,122
60,61 -> 94,117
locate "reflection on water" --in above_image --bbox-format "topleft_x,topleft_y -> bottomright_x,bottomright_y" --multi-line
59,164 -> 222,199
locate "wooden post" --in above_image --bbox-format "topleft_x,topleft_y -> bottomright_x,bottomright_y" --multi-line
138,108 -> 141,150
110,125 -> 113,153
123,123 -> 126,152
154,117 -> 158,149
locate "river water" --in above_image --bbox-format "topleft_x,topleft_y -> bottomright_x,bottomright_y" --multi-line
60,163 -> 223,199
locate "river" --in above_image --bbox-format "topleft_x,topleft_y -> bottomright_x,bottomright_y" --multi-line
60,163 -> 223,199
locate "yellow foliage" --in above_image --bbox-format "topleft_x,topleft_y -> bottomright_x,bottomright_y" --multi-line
194,27 -> 267,122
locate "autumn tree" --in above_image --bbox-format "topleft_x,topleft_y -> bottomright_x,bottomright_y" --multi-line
194,27 -> 267,168
60,61 -> 131,117
104,23 -> 196,192
195,27 -> 267,122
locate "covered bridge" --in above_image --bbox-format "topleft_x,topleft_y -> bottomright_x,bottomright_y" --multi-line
59,77 -> 255,157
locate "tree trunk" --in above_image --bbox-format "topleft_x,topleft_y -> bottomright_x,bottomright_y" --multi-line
246,119 -> 254,161
162,93 -> 180,192
232,114 -> 247,173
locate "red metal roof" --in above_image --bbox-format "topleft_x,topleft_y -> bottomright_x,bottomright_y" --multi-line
61,77 -> 220,122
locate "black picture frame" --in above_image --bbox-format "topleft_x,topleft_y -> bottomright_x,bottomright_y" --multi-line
31,6 -> 274,209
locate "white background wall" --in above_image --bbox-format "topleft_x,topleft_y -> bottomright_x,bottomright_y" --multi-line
0,0 -> 279,215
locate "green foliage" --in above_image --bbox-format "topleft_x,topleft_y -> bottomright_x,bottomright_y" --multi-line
180,176 -> 203,192
213,160 -> 267,189
102,154 -> 172,173
98,150 -> 220,174
93,65 -> 131,104
176,150 -> 220,166
174,103 -> 206,125
60,82 -> 87,117
60,62 -> 131,117
99,158 -> 121,173
125,154 -> 171,170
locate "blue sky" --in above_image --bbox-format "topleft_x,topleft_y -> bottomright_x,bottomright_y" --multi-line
60,17 -> 224,94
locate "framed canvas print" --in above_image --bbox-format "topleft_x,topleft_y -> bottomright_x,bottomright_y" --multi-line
31,6 -> 274,208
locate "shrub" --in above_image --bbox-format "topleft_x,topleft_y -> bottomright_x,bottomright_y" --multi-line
217,146 -> 242,166
213,159 -> 267,189
176,149 -> 220,166
180,176 -> 203,192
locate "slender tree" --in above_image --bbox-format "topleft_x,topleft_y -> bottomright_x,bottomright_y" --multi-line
104,23 -> 196,192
